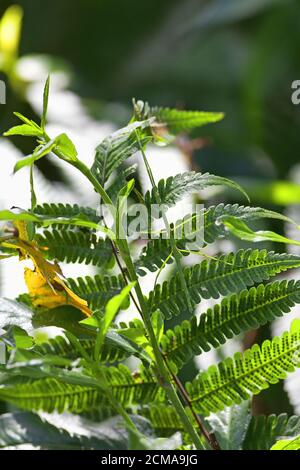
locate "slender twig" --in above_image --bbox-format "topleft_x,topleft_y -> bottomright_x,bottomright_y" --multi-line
135,130 -> 194,314
153,250 -> 173,290
110,239 -> 143,316
163,354 -> 220,450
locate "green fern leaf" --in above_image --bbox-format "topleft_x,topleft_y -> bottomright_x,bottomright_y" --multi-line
33,203 -> 100,228
67,274 -> 125,310
34,335 -> 130,364
148,249 -> 300,318
186,326 -> 300,416
135,236 -> 186,276
243,413 -> 300,450
0,378 -> 102,413
150,107 -> 224,134
144,172 -> 247,213
204,203 -> 293,243
91,120 -> 152,186
36,230 -> 112,267
136,204 -> 288,275
162,280 -> 300,369
0,365 -> 162,414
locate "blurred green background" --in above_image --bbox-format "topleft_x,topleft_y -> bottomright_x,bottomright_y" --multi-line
1,0 -> 300,416
1,0 -> 300,188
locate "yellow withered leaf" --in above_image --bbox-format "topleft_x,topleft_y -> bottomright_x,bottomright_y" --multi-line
1,220 -> 92,317
20,239 -> 62,281
13,219 -> 35,242
24,268 -> 91,317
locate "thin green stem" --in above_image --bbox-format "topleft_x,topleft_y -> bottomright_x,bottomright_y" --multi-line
136,130 -> 193,314
153,250 -> 173,290
163,354 -> 220,450
71,160 -> 114,207
169,230 -> 194,313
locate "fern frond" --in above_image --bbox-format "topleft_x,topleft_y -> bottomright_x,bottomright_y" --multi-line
186,327 -> 300,416
91,121 -> 152,186
67,274 -> 125,310
243,413 -> 300,450
144,172 -> 247,212
148,249 -> 300,318
150,107 -> 224,134
203,203 -> 291,244
0,365 -> 162,414
136,204 -> 288,275
34,335 -> 130,364
162,280 -> 300,369
36,230 -> 112,266
0,378 -> 101,414
34,203 -> 100,228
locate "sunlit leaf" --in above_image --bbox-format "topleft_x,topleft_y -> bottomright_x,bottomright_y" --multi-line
222,216 -> 300,246
13,139 -> 58,173
4,124 -> 43,138
271,435 -> 300,450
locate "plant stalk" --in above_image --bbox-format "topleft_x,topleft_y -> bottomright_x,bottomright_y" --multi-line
136,131 -> 194,314
163,355 -> 220,450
